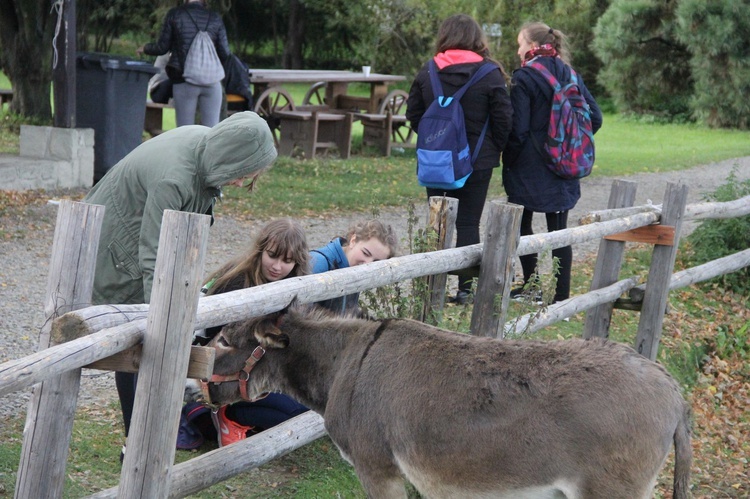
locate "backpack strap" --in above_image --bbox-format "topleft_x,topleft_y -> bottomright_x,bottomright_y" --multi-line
527,60 -> 581,93
184,7 -> 212,32
427,60 -> 498,165
427,60 -> 497,106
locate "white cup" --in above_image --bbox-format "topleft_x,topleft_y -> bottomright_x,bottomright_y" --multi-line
362,66 -> 371,77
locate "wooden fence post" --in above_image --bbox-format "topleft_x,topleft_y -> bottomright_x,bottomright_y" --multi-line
470,202 -> 523,338
635,182 -> 689,360
118,210 -> 210,498
418,196 -> 458,324
15,201 -> 104,499
583,180 -> 637,339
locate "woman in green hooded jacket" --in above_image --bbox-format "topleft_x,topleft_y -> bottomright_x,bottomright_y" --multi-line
83,111 -> 277,456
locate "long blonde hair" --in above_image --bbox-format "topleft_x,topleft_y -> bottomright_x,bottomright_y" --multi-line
204,219 -> 309,294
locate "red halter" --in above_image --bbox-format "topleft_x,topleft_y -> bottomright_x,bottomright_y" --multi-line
200,342 -> 265,407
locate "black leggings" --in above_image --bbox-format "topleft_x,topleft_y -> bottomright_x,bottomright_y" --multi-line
427,169 -> 493,293
518,208 -> 572,302
115,371 -> 137,436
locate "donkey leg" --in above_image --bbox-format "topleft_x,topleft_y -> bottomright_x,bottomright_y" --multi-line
354,466 -> 407,499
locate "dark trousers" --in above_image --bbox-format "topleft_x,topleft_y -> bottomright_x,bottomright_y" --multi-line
518,208 -> 572,302
427,169 -> 493,293
225,393 -> 309,430
115,371 -> 137,436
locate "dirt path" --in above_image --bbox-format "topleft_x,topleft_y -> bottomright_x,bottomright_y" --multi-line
0,156 -> 748,418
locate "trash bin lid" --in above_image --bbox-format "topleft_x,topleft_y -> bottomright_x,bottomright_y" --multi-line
77,52 -> 160,74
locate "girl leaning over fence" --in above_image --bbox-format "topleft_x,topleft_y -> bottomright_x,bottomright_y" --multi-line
310,219 -> 398,316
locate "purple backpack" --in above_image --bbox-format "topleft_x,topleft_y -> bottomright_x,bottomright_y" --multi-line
527,61 -> 595,179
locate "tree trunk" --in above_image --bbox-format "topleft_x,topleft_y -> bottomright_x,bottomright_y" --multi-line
283,0 -> 305,69
0,0 -> 55,120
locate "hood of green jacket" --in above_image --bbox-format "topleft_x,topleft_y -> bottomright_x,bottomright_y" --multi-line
197,111 -> 277,188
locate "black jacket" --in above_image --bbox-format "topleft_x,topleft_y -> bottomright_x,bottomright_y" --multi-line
144,2 -> 230,84
406,59 -> 513,172
502,56 -> 603,213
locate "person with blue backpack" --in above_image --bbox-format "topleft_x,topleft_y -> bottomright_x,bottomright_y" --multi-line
502,22 -> 603,304
406,14 -> 513,305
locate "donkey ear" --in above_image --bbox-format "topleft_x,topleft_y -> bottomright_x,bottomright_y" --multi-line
253,318 -> 290,349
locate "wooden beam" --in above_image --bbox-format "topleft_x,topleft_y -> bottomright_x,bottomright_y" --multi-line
584,180 -> 637,339
119,210 -> 210,498
603,225 -> 675,246
635,183 -> 689,361
15,201 -> 104,498
419,196 -> 457,324
470,202 -> 523,338
85,345 -> 215,380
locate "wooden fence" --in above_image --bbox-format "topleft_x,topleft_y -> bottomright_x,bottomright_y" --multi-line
1,180 -> 749,498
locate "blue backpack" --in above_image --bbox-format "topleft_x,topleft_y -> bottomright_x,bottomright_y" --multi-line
416,60 -> 497,190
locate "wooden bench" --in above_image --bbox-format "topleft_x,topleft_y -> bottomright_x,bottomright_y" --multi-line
0,88 -> 13,107
275,110 -> 354,159
354,111 -> 415,156
145,101 -> 172,136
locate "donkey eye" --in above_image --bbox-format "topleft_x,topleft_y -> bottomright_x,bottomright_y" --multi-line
217,336 -> 230,347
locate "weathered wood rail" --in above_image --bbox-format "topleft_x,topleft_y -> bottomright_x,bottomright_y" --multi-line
2,180 -> 748,498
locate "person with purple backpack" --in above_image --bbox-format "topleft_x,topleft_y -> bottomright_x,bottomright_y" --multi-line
502,21 -> 603,304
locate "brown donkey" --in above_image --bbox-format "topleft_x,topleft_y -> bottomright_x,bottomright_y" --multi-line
190,306 -> 692,499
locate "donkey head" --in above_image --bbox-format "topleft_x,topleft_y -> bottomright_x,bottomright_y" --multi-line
187,313 -> 291,408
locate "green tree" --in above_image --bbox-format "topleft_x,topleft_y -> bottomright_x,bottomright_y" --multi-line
0,0 -> 55,119
675,0 -> 750,129
592,0 -> 692,118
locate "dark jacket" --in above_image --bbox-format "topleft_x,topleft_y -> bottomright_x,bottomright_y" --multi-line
223,54 -> 253,108
502,56 -> 603,213
406,57 -> 513,171
144,2 -> 230,84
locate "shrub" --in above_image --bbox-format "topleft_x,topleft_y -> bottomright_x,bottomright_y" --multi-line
686,168 -> 750,295
675,0 -> 750,129
592,0 -> 693,120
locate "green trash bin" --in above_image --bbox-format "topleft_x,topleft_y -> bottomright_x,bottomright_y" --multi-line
76,52 -> 159,182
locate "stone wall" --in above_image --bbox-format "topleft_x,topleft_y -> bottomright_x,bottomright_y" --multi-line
0,125 -> 94,191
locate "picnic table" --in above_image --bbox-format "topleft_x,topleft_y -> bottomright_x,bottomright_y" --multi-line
248,69 -> 414,157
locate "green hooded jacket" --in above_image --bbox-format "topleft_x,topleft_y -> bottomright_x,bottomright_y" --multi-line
84,111 -> 277,305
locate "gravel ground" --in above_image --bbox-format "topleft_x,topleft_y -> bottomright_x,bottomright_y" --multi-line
1,156 -> 748,420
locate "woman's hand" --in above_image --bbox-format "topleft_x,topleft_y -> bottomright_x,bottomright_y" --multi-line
136,45 -> 145,57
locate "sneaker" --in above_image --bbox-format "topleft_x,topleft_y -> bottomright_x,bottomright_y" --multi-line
448,290 -> 472,305
211,405 -> 254,447
510,287 -> 543,304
